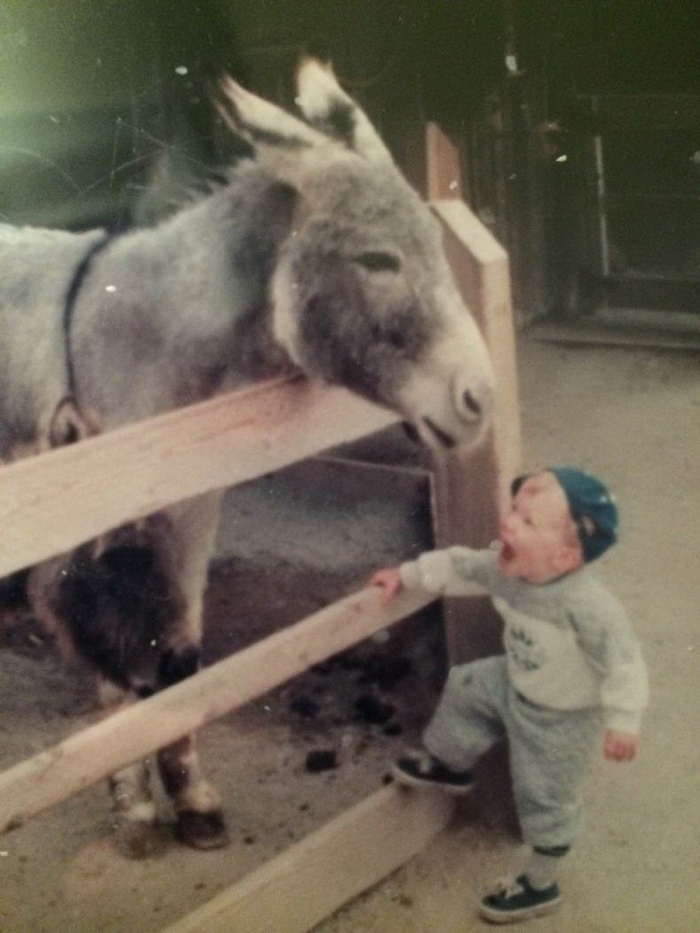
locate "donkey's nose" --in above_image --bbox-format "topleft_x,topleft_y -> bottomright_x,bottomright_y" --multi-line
463,389 -> 482,416
455,377 -> 495,424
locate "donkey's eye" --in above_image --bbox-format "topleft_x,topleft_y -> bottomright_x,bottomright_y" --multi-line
370,323 -> 408,350
386,329 -> 407,349
354,251 -> 401,273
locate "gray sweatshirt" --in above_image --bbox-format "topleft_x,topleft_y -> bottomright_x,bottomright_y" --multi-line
400,547 -> 649,734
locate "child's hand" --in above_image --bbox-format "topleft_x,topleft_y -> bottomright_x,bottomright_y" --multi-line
368,567 -> 404,605
604,729 -> 638,762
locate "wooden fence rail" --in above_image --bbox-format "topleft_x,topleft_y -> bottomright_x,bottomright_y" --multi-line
0,585 -> 441,836
163,785 -> 455,933
0,377 -> 396,579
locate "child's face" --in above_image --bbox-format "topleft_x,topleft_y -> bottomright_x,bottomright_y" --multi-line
498,472 -> 584,583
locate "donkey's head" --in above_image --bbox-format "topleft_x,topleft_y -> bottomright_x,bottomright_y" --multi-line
219,60 -> 495,450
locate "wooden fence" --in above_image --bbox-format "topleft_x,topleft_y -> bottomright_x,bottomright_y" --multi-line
0,125 -> 520,933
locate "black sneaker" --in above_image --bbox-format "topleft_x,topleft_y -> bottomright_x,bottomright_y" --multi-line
479,874 -> 561,924
392,751 -> 474,794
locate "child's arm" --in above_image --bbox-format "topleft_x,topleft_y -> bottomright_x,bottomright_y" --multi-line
572,589 -> 649,762
370,547 -> 494,604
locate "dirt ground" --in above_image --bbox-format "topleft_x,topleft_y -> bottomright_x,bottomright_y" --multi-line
1,331 -> 698,932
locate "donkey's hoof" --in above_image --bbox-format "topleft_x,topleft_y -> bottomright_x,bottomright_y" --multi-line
114,819 -> 167,860
176,810 -> 230,850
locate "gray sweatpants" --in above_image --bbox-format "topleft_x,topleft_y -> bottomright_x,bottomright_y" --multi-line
423,655 -> 603,849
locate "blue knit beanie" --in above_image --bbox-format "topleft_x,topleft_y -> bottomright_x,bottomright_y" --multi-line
550,467 -> 619,562
511,467 -> 619,562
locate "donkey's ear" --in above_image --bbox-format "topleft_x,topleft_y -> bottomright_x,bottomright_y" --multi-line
294,58 -> 394,165
217,74 -> 329,153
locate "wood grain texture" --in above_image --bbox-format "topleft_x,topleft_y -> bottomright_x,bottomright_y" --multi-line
0,586 -> 434,836
0,376 -> 397,577
429,199 -> 522,667
163,786 -> 455,933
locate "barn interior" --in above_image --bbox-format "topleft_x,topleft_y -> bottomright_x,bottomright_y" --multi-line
0,2 -> 698,931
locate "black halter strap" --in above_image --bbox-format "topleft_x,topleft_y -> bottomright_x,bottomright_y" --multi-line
61,233 -> 113,401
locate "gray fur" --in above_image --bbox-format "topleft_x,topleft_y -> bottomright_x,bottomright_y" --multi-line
0,61 -> 495,855
0,225 -> 104,456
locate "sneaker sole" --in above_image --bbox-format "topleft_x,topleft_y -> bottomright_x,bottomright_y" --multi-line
391,764 -> 475,796
478,895 -> 561,924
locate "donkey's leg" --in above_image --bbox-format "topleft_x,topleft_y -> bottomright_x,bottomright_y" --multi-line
155,491 -> 230,849
27,559 -> 162,857
158,733 -> 227,849
97,679 -> 164,859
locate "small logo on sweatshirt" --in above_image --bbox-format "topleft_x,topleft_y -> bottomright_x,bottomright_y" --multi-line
505,625 -> 546,672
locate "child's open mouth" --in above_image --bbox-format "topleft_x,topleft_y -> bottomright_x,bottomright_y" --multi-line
500,540 -> 515,563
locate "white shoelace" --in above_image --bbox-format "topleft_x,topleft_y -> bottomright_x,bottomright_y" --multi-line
489,875 -> 523,899
403,749 -> 435,775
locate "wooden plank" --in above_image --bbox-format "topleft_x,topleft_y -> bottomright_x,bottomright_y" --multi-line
432,199 -> 521,533
0,377 -> 397,578
426,121 -> 463,201
434,198 -> 509,275
0,585 -> 435,836
425,142 -> 523,835
429,199 -> 522,665
162,785 -> 454,933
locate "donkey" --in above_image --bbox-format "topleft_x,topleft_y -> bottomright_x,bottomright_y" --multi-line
0,59 -> 495,856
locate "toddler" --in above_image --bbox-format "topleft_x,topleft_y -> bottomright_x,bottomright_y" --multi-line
371,467 -> 648,924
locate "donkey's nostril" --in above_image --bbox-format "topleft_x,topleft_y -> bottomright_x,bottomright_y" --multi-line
402,421 -> 421,445
457,377 -> 495,424
463,389 -> 482,416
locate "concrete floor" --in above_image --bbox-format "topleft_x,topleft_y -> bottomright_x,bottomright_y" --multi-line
313,332 -> 700,933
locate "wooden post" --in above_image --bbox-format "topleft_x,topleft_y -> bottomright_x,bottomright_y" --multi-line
426,125 -> 522,666
432,200 -> 521,533
425,126 -> 523,844
426,121 -> 464,201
